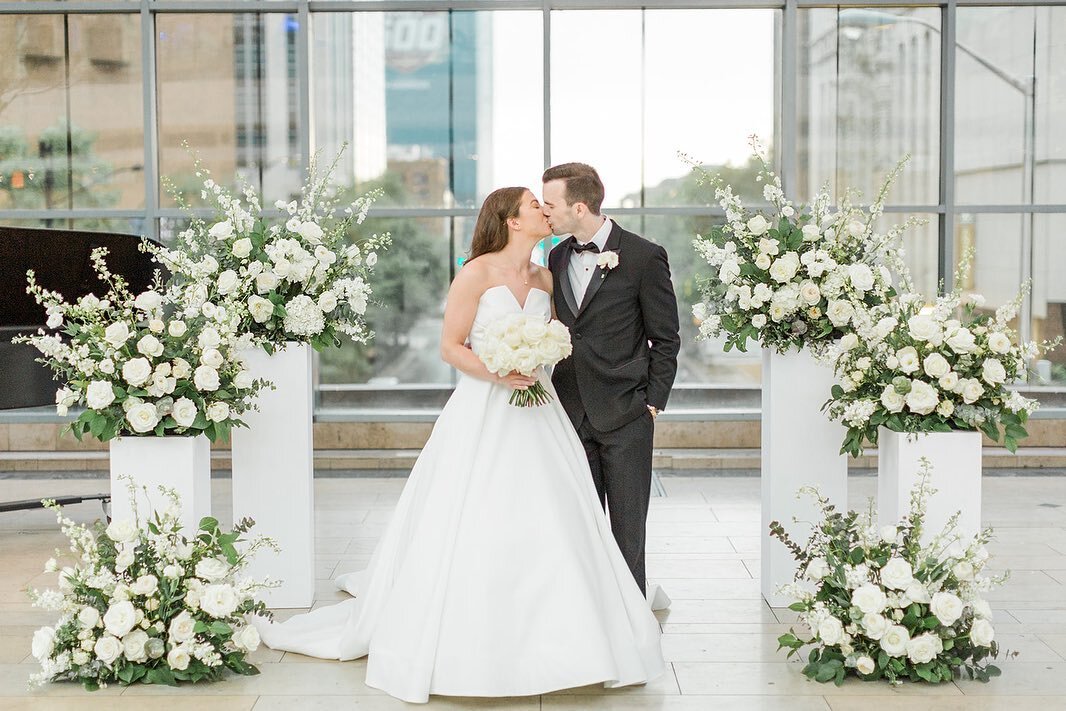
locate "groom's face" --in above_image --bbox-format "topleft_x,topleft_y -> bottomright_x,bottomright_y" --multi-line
541,179 -> 577,236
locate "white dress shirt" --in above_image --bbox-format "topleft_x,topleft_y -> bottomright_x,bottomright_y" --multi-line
567,217 -> 613,306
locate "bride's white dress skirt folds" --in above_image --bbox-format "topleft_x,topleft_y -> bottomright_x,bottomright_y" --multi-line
252,285 -> 665,704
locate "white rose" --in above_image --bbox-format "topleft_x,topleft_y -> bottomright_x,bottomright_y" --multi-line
168,610 -> 196,643
78,606 -> 101,629
233,625 -> 261,652
206,402 -> 230,422
952,560 -> 975,582
939,372 -> 959,391
862,613 -> 890,641
982,358 -> 1006,385
122,629 -> 149,663
856,655 -> 876,676
987,331 -> 1011,354
751,314 -> 767,329
848,263 -> 876,292
217,270 -> 241,295
231,238 -> 253,259
194,366 -> 221,392
880,625 -> 910,657
130,574 -> 158,597
769,253 -> 800,283
801,224 -> 822,241
826,300 -> 855,327
895,346 -> 920,374
162,564 -> 183,579
255,271 -> 279,293
197,327 -> 221,350
959,378 -> 985,404
233,370 -> 254,389
839,333 -> 859,352
923,353 -> 951,379
937,400 -> 955,417
72,650 -> 90,665
98,358 -> 115,375
817,616 -> 845,646
930,591 -> 964,626
297,221 -> 324,243
126,403 -> 160,433
136,334 -> 164,358
908,314 -> 942,345
94,635 -> 123,665
171,397 -> 198,428
905,380 -> 939,415
209,221 -> 234,240
200,348 -> 224,369
906,632 -> 941,664
718,260 -> 741,285
318,292 -> 339,313
880,558 -> 914,590
134,291 -> 163,313
804,557 -> 830,580
946,327 -> 977,353
106,518 -> 138,544
103,322 -> 131,348
167,645 -> 191,671
86,381 -> 116,410
970,618 -> 995,647
149,318 -> 165,334
200,583 -> 239,618
103,600 -> 137,638
31,626 -> 56,661
747,215 -> 770,236
115,548 -> 135,572
799,281 -> 821,305
248,295 -> 275,324
904,581 -> 931,604
366,252 -> 378,267
194,557 -> 231,582
847,220 -> 865,237
852,583 -> 888,615
168,320 -> 188,338
122,357 -> 153,387
754,253 -> 771,270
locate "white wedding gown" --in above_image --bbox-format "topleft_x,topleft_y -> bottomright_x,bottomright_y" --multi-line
253,285 -> 665,703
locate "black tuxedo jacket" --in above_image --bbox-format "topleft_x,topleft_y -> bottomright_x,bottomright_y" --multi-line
548,221 -> 681,432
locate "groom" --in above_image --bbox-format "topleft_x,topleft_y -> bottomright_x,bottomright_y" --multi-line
542,163 -> 681,596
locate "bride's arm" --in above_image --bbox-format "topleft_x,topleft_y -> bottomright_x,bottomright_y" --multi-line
440,266 -> 536,389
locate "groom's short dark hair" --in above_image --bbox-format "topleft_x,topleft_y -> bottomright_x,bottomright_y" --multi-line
542,163 -> 604,215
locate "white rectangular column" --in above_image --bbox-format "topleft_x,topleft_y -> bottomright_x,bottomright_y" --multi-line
109,435 -> 211,534
878,428 -> 982,544
232,342 -> 315,608
761,348 -> 848,607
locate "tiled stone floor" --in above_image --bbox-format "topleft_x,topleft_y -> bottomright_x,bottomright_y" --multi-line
2,473 -> 1066,710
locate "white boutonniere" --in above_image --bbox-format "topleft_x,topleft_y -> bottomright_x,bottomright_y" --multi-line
596,251 -> 619,277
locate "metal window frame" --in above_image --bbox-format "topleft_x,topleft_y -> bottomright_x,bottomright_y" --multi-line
2,0 -> 1066,392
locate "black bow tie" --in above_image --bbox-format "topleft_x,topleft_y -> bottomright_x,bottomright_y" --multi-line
570,241 -> 600,254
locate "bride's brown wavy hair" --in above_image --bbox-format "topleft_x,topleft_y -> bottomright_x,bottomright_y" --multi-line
468,187 -> 528,261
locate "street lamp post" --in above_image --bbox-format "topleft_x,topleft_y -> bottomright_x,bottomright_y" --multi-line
838,8 -> 1037,346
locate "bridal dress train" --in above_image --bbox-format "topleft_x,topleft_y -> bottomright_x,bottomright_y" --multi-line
253,285 -> 665,704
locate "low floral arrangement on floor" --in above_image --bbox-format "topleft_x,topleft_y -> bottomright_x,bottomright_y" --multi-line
28,478 -> 279,690
14,248 -> 265,442
770,461 -> 1006,685
823,254 -> 1060,457
147,147 -> 390,353
475,313 -> 573,407
689,137 -> 918,355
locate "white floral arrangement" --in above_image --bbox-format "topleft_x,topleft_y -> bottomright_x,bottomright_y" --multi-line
824,254 -> 1059,458
28,478 -> 279,690
476,313 -> 573,407
771,461 -> 1005,685
147,148 -> 390,353
689,137 -> 917,355
14,248 -> 264,442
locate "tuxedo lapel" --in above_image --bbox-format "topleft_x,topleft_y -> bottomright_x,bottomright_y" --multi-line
576,222 -> 623,318
555,237 -> 581,318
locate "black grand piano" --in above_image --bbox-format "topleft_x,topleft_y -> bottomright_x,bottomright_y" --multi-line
0,225 -> 161,513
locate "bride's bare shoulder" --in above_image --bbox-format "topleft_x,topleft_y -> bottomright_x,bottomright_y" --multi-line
450,257 -> 492,296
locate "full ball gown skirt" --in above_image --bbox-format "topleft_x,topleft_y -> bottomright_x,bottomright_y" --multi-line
252,286 -> 665,703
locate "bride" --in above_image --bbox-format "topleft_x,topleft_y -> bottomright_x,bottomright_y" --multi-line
253,187 -> 665,704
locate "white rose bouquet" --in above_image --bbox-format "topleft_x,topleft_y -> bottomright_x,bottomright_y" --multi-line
689,137 -> 916,355
476,313 -> 573,407
771,460 -> 1005,685
14,248 -> 264,443
825,254 -> 1060,458
27,477 -> 279,690
147,147 -> 390,353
